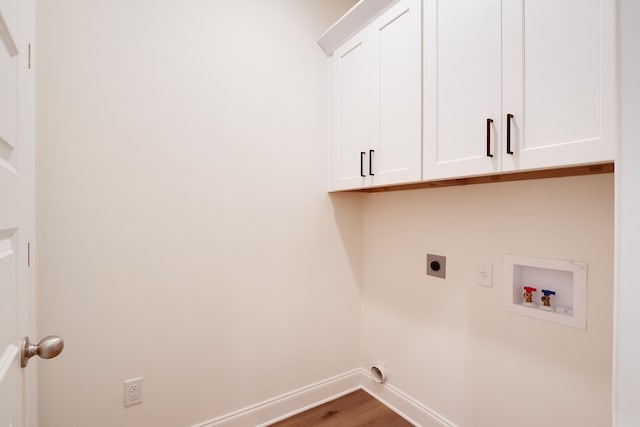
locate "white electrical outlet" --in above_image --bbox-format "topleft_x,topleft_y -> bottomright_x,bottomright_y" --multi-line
477,261 -> 492,287
124,377 -> 143,406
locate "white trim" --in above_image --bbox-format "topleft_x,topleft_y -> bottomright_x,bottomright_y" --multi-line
357,368 -> 458,427
192,369 -> 361,427
614,0 -> 640,425
0,345 -> 19,384
192,368 -> 457,427
317,0 -> 401,56
0,11 -> 19,57
254,387 -> 361,427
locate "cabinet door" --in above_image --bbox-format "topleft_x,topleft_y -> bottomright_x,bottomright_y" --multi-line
423,0 -> 502,180
502,0 -> 616,171
368,0 -> 422,187
329,33 -> 374,191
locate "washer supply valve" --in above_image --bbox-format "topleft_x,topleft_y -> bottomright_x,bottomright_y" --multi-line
523,286 -> 537,306
541,289 -> 556,311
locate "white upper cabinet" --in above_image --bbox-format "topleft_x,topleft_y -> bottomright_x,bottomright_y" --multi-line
423,0 -> 503,179
424,0 -> 616,180
324,0 -> 616,190
502,0 -> 616,171
328,0 -> 422,191
330,33 -> 374,190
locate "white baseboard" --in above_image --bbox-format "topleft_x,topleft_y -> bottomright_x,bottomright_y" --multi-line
192,368 -> 457,427
191,369 -> 362,427
357,368 -> 458,427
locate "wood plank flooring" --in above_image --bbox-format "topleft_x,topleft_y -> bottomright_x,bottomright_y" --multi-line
268,389 -> 413,426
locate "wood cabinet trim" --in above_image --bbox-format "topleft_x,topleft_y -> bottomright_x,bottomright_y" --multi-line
351,162 -> 614,193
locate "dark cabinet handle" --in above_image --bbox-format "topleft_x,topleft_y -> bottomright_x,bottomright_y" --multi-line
486,118 -> 494,158
506,113 -> 514,155
360,152 -> 366,177
369,149 -> 375,176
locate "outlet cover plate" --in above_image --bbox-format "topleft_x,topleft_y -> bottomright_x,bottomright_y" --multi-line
477,261 -> 493,287
426,254 -> 446,279
124,377 -> 143,407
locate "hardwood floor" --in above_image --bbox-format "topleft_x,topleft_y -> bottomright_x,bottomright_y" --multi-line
268,389 -> 413,426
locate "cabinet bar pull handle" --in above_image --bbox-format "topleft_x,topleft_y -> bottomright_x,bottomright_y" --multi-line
369,149 -> 375,176
360,152 -> 366,177
486,118 -> 494,158
506,113 -> 514,155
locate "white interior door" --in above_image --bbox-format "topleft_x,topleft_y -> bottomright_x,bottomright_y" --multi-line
0,0 -> 35,426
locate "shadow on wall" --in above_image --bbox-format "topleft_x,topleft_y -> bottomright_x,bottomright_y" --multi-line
329,192 -> 364,289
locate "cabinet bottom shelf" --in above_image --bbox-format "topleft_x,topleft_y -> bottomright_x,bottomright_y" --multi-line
354,162 -> 613,193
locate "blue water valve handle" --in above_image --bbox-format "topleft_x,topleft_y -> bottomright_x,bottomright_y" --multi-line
541,289 -> 556,297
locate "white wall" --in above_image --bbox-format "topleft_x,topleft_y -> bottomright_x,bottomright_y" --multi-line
614,0 -> 640,424
35,1 -> 622,426
360,174 -> 614,427
35,1 -> 361,426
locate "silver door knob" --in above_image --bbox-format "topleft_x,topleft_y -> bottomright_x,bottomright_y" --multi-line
20,335 -> 64,368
